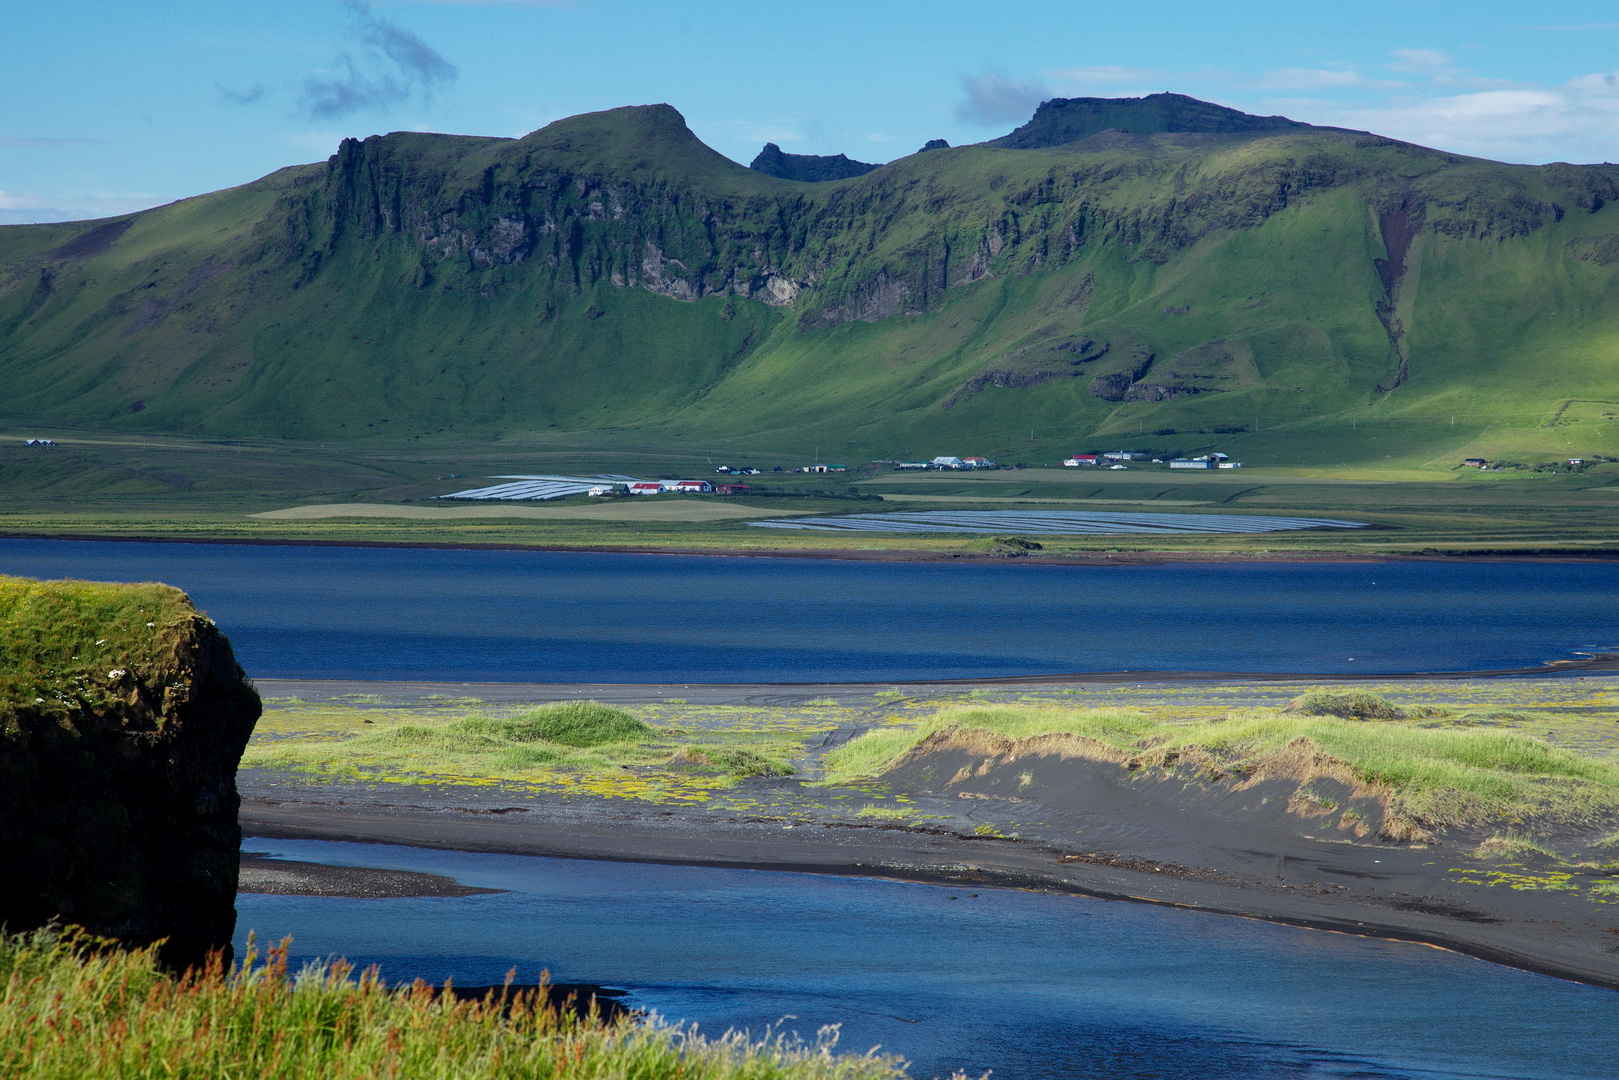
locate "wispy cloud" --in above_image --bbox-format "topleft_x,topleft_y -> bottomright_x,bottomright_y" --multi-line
954,72 -> 1050,125
973,46 -> 1619,163
1291,69 -> 1619,163
0,188 -> 160,225
216,82 -> 267,106
1247,66 -> 1404,91
300,0 -> 457,118
1384,48 -> 1515,90
0,135 -> 104,148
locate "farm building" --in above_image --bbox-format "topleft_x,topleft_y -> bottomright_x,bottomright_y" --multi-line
667,480 -> 714,493
629,482 -> 664,495
1064,454 -> 1099,467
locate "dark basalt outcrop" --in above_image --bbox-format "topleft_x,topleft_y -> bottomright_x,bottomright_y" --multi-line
0,577 -> 260,971
748,142 -> 880,182
990,91 -> 1312,149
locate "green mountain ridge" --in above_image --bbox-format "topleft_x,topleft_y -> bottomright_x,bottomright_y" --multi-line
3,98 -> 1619,466
749,142 -> 880,182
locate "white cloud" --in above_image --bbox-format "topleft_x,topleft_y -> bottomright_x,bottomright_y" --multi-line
954,72 -> 1050,125
0,188 -> 161,225
1387,48 -> 1453,75
1248,67 -> 1405,91
1384,48 -> 1515,90
866,132 -> 893,143
1295,71 -> 1619,163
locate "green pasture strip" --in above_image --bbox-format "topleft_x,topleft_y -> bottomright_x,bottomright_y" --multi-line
822,699 -> 1619,830
0,927 -> 904,1080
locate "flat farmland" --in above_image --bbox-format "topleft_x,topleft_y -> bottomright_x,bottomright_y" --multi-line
0,430 -> 1614,556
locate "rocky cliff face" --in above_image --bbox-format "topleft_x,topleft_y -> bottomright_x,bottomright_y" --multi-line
0,578 -> 260,970
269,103 -> 1612,335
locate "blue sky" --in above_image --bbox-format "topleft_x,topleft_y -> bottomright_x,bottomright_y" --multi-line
5,0 -> 1619,224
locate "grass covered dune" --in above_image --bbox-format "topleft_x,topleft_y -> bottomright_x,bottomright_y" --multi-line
246,699 -> 799,798
0,927 -> 911,1080
827,698 -> 1619,844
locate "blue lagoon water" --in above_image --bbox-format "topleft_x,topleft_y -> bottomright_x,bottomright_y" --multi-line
1,538 -> 1614,680
240,839 -> 1619,1080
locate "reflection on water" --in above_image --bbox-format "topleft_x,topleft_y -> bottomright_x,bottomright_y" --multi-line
239,840 -> 1619,1080
3,539 -> 1616,681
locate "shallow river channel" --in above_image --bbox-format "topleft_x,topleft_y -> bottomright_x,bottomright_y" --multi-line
240,839 -> 1619,1080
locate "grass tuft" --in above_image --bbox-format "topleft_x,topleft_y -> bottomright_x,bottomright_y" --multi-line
0,925 -> 908,1080
465,702 -> 652,747
821,707 -> 1151,784
1285,691 -> 1407,720
854,804 -> 915,823
1474,832 -> 1561,861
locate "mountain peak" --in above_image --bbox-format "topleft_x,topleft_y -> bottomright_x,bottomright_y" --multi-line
520,103 -> 749,181
749,143 -> 880,182
524,103 -> 694,143
990,92 -> 1311,149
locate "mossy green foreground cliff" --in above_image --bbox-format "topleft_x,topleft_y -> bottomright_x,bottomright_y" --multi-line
0,577 -> 260,969
3,99 -> 1619,468
0,927 -> 907,1080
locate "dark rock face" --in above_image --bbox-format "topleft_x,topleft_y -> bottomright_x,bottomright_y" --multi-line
0,580 -> 261,971
919,138 -> 950,152
748,142 -> 880,182
991,92 -> 1311,149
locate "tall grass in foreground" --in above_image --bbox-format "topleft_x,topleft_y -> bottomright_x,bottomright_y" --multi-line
823,706 -> 1619,829
0,927 -> 908,1080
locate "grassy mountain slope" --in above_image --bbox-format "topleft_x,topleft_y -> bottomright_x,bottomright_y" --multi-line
988,91 -> 1313,148
3,102 -> 1619,468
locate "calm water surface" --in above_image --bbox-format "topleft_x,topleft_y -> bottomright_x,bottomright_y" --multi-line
2,538 -> 1614,680
239,839 -> 1619,1080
